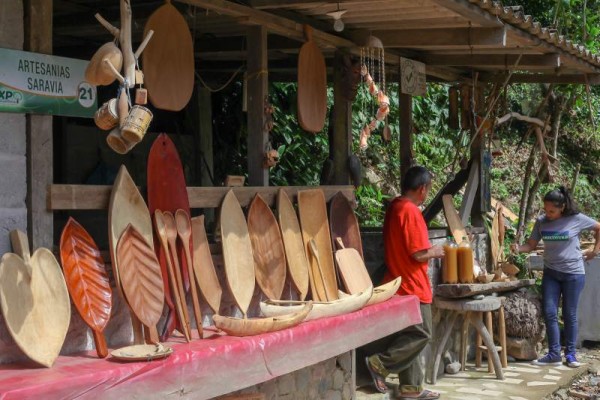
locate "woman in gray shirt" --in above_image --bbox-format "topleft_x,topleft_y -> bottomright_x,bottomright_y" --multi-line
512,186 -> 600,368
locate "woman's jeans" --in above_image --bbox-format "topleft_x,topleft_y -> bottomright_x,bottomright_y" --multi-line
542,267 -> 586,357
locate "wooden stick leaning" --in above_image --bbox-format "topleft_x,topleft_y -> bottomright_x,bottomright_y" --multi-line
163,211 -> 192,339
154,211 -> 191,342
175,209 -> 203,337
308,239 -> 330,301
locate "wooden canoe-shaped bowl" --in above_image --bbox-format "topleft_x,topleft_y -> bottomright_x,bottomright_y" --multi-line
365,277 -> 401,306
277,189 -> 310,300
85,42 -> 123,86
260,286 -> 372,322
247,194 -> 287,300
60,217 -> 112,358
298,189 -> 338,301
329,191 -> 363,258
214,302 -> 312,337
220,190 -> 255,315
191,215 -> 222,314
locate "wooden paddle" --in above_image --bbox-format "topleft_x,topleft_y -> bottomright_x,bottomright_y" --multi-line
308,239 -> 331,302
143,0 -> 194,111
0,230 -> 70,367
60,218 -> 111,358
298,189 -> 338,301
276,189 -> 310,300
154,211 -> 191,342
175,209 -> 203,336
442,194 -> 468,244
220,190 -> 255,317
191,215 -> 222,314
247,194 -> 287,300
297,25 -> 327,133
334,238 -> 372,295
117,225 -> 164,344
329,192 -> 364,259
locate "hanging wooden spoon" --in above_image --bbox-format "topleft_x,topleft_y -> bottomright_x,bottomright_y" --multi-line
175,209 -> 203,337
154,211 -> 190,342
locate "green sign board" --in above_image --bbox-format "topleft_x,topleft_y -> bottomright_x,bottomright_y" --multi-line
0,48 -> 96,117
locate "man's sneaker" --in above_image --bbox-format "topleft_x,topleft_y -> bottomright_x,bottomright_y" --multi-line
565,354 -> 581,368
531,354 -> 562,366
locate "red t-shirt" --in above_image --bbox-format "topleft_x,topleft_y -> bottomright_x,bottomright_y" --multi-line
382,197 -> 433,303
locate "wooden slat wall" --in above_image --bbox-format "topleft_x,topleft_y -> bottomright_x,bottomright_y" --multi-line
48,185 -> 356,210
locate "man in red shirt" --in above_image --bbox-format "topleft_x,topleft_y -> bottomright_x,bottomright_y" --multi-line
365,166 -> 443,400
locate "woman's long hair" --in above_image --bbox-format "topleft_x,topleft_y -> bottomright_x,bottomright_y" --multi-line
543,186 -> 579,216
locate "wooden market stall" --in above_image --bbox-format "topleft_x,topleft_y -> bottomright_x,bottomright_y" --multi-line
0,0 -> 599,398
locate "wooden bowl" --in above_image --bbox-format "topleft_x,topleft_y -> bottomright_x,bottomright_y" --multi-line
477,273 -> 495,283
85,42 -> 123,86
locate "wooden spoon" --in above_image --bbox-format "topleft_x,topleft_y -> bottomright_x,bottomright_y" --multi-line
308,239 -> 330,301
163,211 -> 191,338
175,209 -> 203,337
154,210 -> 190,342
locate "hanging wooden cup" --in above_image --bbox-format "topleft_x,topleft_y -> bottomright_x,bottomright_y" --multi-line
94,98 -> 119,131
106,127 -> 135,154
85,42 -> 123,86
121,105 -> 153,143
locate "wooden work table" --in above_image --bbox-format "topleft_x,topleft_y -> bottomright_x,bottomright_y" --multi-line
435,279 -> 536,299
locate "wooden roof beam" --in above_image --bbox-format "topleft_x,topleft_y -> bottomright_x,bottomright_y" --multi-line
421,54 -> 560,69
373,27 -> 506,48
481,73 -> 600,84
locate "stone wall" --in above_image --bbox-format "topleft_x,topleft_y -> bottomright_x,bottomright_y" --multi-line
0,1 -> 27,255
217,352 -> 354,400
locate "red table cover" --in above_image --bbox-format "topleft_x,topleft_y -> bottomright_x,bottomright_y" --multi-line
0,295 -> 421,400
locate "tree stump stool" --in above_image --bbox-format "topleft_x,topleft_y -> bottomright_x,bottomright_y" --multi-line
430,296 -> 505,384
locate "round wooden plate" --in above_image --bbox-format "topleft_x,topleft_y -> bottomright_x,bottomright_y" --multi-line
111,344 -> 173,362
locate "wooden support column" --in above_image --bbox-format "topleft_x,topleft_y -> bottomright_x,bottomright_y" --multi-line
25,0 -> 53,249
332,50 -> 352,185
246,25 -> 268,186
197,87 -> 214,188
399,91 -> 414,181
470,86 -> 486,227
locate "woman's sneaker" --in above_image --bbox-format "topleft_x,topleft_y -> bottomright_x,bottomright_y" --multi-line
565,355 -> 581,368
531,354 -> 562,366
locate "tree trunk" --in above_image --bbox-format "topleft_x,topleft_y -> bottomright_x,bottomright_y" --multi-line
517,144 -> 537,239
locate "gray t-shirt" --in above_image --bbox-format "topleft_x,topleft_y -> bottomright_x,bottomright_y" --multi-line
530,213 -> 598,274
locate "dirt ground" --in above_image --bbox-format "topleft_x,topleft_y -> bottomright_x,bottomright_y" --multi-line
544,342 -> 600,400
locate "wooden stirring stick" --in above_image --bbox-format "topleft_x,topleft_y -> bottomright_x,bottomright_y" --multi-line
163,211 -> 192,339
154,211 -> 191,342
175,209 -> 203,337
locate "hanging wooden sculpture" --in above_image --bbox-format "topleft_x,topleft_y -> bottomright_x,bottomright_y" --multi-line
220,190 -> 256,317
247,194 -> 287,300
109,165 -> 152,344
298,189 -> 338,301
117,225 -> 165,344
214,302 -> 312,337
147,133 -> 191,340
143,0 -> 195,111
297,25 -> 327,133
0,230 -> 70,368
191,215 -> 222,313
277,190 -> 310,301
91,1 -> 154,153
60,218 -> 112,358
329,192 -> 363,258
358,36 -> 389,150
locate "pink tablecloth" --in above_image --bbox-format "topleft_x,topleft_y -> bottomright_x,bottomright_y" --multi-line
0,295 -> 421,400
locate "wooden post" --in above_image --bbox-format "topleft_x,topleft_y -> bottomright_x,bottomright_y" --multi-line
246,26 -> 268,186
25,0 -> 53,249
399,92 -> 413,180
332,51 -> 351,185
197,86 -> 215,224
470,86 -> 487,227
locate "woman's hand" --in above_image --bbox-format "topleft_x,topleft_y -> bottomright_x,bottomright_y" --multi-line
584,249 -> 598,261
